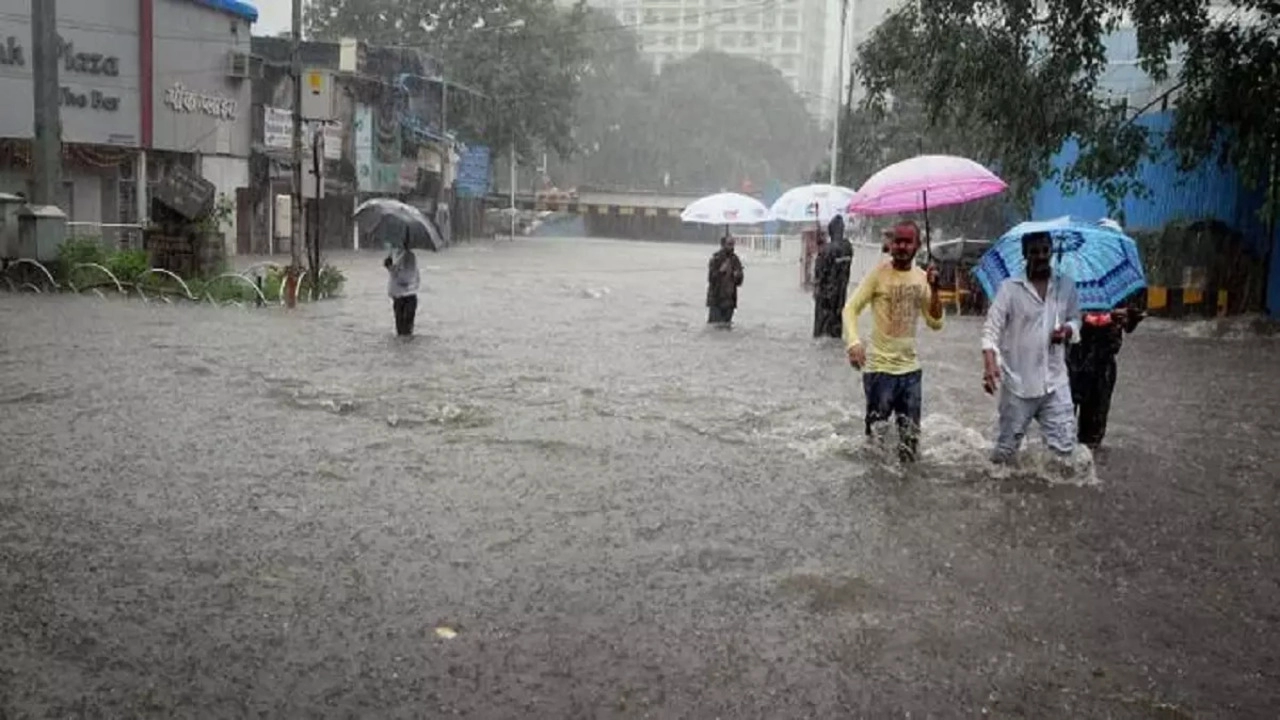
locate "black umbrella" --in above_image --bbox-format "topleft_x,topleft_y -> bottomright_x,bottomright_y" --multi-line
354,198 -> 442,252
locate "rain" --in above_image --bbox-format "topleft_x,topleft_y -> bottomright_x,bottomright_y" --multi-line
2,0 -> 1279,716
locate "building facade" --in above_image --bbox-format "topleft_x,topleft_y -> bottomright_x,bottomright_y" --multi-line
0,0 -> 256,255
249,37 -> 457,254
588,0 -> 830,120
0,0 -> 142,237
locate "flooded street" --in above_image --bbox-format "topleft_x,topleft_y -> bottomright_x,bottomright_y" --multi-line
2,237 -> 1277,718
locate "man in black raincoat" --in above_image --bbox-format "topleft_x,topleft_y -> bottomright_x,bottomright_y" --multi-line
706,234 -> 745,327
1067,294 -> 1144,449
813,214 -> 854,338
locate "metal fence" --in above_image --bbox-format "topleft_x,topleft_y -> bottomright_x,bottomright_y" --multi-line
67,222 -> 145,252
735,234 -> 788,256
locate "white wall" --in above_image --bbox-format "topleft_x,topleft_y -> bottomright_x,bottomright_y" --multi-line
200,155 -> 248,256
0,169 -> 101,223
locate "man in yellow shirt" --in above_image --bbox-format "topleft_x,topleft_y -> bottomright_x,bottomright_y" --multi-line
843,221 -> 944,462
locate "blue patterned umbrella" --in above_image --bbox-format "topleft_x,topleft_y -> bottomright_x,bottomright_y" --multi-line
974,218 -> 1148,311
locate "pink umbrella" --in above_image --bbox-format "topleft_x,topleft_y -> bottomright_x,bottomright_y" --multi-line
847,154 -> 1007,258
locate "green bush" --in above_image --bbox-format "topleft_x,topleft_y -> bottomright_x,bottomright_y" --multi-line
105,249 -> 150,283
56,237 -> 115,289
263,264 -> 347,300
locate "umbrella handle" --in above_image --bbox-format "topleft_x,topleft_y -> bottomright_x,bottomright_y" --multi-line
922,189 -> 933,262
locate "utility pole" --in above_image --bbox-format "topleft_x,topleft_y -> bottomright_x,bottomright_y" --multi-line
437,79 -> 448,208
309,126 -> 323,300
286,0 -> 303,307
509,142 -> 516,240
828,0 -> 849,186
31,0 -> 62,206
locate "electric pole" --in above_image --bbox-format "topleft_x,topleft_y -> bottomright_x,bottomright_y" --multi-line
828,0 -> 849,186
287,0 -> 303,307
32,0 -> 62,206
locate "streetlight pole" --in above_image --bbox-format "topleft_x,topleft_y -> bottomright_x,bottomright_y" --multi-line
828,0 -> 849,186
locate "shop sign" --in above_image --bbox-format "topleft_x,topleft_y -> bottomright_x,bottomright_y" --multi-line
163,82 -> 238,121
0,33 -> 124,111
263,107 -> 341,160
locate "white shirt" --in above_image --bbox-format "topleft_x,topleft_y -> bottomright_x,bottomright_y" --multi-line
981,275 -> 1081,398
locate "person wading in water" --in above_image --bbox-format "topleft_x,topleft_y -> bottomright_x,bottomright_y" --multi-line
813,214 -> 854,338
706,234 -> 744,327
384,232 -> 421,337
844,221 -> 943,462
982,231 -> 1082,464
1068,294 -> 1144,449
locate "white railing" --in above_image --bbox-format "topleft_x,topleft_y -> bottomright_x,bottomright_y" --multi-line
735,234 -> 793,256
67,222 -> 145,251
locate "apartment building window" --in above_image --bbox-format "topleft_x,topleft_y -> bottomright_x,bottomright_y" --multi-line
663,33 -> 676,46
782,10 -> 798,26
779,55 -> 796,71
744,11 -> 758,24
742,31 -> 755,46
762,10 -> 775,28
682,34 -> 700,49
720,32 -> 737,47
644,9 -> 659,23
723,9 -> 736,23
781,33 -> 799,49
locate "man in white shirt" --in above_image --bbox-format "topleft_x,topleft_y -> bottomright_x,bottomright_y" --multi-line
981,231 -> 1082,463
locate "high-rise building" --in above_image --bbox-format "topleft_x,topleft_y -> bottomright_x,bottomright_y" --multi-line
583,0 -> 831,121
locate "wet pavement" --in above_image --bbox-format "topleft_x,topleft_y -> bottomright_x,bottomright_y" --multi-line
1,237 -> 1277,718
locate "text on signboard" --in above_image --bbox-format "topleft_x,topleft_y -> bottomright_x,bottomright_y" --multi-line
164,82 -> 237,120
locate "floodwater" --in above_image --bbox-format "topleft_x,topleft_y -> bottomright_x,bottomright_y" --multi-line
1,237 -> 1277,718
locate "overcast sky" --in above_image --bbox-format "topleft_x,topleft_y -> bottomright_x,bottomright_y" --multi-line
253,0 -> 292,37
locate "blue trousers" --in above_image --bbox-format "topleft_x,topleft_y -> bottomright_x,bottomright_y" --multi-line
863,369 -> 923,462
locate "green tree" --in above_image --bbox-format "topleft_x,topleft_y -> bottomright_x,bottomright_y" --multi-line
306,0 -> 591,160
851,2 -> 1154,215
1168,0 -> 1279,225
649,51 -> 826,192
546,8 -> 657,189
816,90 -> 1014,237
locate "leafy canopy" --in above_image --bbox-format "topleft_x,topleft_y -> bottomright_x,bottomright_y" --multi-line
306,0 -> 592,160
852,0 -> 1278,219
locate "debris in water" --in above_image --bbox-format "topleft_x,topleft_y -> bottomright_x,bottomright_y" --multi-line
434,626 -> 458,639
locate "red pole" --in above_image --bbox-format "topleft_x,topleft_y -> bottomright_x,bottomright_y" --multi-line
140,0 -> 152,147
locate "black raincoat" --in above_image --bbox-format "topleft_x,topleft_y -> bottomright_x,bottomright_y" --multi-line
813,216 -> 853,338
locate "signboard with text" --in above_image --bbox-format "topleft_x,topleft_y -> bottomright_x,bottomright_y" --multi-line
0,4 -> 141,145
263,107 -> 342,160
354,103 -> 400,193
455,145 -> 491,198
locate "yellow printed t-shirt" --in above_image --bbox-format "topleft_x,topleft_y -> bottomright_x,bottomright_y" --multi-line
842,264 -> 944,374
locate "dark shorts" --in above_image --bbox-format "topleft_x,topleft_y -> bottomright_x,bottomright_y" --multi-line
862,369 -> 923,460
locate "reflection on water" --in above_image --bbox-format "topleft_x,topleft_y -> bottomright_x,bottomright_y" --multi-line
0,236 -> 1277,717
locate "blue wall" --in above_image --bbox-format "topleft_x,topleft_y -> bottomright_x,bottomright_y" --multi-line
1030,111 -> 1280,315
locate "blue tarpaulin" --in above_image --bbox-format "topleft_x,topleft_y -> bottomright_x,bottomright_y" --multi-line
187,0 -> 258,22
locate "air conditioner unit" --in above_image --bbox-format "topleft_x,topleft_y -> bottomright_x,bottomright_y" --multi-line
226,51 -> 253,79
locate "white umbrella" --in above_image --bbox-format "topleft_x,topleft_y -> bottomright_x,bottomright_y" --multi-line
769,183 -> 855,225
680,192 -> 772,227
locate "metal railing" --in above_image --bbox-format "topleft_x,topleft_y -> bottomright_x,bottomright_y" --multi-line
735,234 -> 790,256
67,222 -> 145,251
